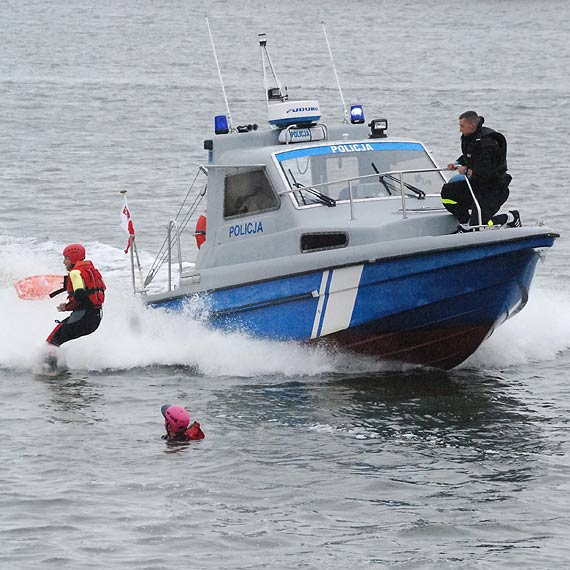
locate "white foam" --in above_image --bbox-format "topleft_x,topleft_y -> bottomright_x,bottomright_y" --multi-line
465,286 -> 570,368
0,236 -> 341,376
2,236 -> 569,375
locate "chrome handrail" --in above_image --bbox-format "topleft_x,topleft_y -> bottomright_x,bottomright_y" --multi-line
280,167 -> 482,223
279,166 -> 447,197
399,171 -> 407,219
167,220 -> 183,292
144,165 -> 208,289
463,175 -> 482,227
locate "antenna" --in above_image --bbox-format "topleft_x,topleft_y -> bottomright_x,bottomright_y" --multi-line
321,21 -> 349,123
259,33 -> 287,109
205,16 -> 234,132
258,33 -> 320,129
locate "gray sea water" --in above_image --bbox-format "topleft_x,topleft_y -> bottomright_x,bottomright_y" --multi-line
1,1 -> 570,568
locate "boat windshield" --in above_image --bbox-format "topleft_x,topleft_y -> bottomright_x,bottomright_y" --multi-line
275,141 -> 444,206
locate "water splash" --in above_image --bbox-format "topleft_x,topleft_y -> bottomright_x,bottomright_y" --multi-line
0,236 -> 346,376
2,235 -> 569,376
466,286 -> 570,368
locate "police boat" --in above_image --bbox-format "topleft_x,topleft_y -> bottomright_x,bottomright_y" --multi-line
138,32 -> 558,370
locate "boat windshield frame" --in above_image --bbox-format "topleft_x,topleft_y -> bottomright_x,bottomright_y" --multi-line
273,140 -> 446,208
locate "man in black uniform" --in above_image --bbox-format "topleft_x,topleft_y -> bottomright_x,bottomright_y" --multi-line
441,110 -> 520,232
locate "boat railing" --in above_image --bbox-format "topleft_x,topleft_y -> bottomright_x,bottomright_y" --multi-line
143,166 -> 208,290
281,167 -> 481,224
166,220 -> 183,292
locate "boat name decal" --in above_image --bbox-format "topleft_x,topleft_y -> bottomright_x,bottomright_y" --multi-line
286,106 -> 319,114
330,143 -> 374,153
229,221 -> 264,238
289,128 -> 311,139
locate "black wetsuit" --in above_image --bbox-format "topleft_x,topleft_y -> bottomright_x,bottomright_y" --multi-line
46,261 -> 104,347
46,305 -> 102,347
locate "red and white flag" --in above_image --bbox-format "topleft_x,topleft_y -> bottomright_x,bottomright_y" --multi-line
121,194 -> 136,254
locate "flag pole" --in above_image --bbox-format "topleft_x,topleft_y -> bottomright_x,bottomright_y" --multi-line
131,235 -> 145,292
120,190 -> 145,294
129,234 -> 135,293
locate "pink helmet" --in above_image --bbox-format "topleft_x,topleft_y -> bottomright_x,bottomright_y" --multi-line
63,243 -> 86,264
161,404 -> 190,433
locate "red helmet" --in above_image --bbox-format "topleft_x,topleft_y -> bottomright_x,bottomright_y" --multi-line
161,404 -> 190,434
63,244 -> 86,264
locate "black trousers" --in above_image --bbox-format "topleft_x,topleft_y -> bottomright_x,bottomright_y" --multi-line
441,179 -> 509,226
46,308 -> 102,347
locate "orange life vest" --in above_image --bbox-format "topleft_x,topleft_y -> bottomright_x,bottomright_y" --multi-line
166,421 -> 205,442
66,260 -> 106,309
195,213 -> 207,249
185,421 -> 205,440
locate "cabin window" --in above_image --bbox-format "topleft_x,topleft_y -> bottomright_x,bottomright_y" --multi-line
325,155 -> 360,199
277,144 -> 446,206
223,169 -> 279,218
301,232 -> 348,253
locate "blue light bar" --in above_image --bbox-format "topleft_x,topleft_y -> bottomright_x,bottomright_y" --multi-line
214,115 -> 229,135
350,104 -> 365,124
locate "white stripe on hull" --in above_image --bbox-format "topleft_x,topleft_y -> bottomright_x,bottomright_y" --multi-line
311,270 -> 330,339
312,265 -> 363,338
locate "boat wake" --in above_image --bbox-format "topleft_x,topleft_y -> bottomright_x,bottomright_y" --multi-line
465,284 -> 570,368
0,236 -> 358,377
1,236 -> 569,376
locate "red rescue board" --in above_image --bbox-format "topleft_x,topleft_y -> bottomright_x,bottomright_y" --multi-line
14,274 -> 64,300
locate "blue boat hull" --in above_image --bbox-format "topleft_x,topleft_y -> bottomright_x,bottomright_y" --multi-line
149,234 -> 554,369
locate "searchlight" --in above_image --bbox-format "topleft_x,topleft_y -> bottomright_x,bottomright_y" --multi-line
369,118 -> 388,139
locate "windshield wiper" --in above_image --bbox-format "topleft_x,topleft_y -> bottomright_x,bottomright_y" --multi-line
288,169 -> 336,207
372,162 -> 393,195
383,173 -> 426,199
371,162 -> 426,199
